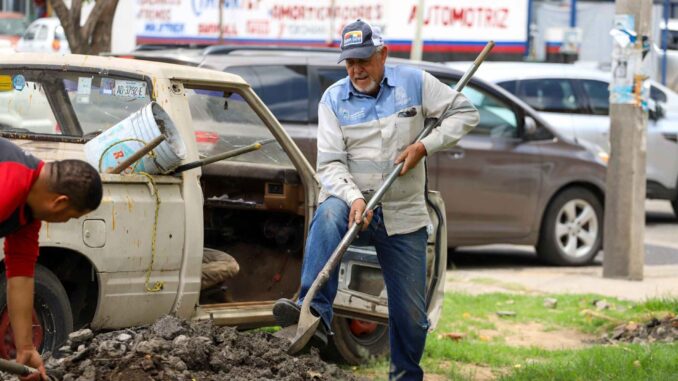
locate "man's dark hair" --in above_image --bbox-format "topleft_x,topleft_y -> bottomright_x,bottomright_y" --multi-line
47,160 -> 103,212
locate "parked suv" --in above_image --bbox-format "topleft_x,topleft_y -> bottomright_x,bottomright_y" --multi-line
451,62 -> 678,216
0,53 -> 450,364
125,47 -> 608,267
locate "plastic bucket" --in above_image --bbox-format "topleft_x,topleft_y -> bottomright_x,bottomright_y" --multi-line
84,102 -> 186,174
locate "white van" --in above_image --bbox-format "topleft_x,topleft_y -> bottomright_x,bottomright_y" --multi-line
16,18 -> 69,54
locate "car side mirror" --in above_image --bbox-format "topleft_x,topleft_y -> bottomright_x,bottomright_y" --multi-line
649,102 -> 665,121
524,116 -> 538,136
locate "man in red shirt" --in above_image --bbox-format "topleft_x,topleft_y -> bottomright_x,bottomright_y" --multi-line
0,138 -> 102,381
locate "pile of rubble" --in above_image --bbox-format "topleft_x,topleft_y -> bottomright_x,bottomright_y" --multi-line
601,315 -> 678,344
3,316 -> 360,381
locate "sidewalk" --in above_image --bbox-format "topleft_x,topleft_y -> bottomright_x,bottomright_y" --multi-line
446,264 -> 678,301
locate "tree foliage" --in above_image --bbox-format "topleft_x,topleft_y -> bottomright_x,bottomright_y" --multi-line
50,0 -> 120,54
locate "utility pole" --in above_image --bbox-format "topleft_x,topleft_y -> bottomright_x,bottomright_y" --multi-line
603,0 -> 652,280
410,0 -> 425,61
218,0 -> 224,45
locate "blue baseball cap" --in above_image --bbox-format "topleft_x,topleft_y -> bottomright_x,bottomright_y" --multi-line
338,19 -> 384,63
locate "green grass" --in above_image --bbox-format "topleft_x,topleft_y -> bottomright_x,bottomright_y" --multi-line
503,344 -> 678,381
354,293 -> 678,380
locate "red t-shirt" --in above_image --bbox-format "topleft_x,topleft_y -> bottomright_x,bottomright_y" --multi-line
0,138 -> 44,278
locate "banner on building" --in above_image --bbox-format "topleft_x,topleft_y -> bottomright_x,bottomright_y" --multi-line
136,0 -> 528,54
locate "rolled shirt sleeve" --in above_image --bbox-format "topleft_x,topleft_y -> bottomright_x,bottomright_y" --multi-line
419,71 -> 480,155
316,101 -> 364,207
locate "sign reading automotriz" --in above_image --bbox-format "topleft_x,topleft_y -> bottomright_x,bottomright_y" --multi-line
136,0 -> 528,57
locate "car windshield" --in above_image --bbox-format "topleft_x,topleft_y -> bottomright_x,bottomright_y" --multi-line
0,18 -> 26,36
0,69 -> 151,137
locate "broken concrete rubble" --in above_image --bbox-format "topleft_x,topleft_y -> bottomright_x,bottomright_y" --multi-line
1,316 -> 362,381
600,315 -> 678,344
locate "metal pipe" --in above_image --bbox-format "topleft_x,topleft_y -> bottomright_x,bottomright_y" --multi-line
171,138 -> 275,174
570,0 -> 577,28
107,135 -> 166,174
663,0 -> 670,85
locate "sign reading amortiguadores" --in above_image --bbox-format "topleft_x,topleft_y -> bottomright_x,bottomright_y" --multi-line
135,0 -> 528,55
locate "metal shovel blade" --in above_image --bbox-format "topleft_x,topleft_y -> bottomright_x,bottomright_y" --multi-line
287,302 -> 321,354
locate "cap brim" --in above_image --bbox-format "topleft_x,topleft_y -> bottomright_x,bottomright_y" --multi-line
337,46 -> 376,63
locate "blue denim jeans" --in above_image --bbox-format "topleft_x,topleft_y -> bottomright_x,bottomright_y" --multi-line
298,196 -> 429,381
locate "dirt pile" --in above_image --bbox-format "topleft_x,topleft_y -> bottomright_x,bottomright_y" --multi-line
601,315 -> 678,344
2,316 -> 360,381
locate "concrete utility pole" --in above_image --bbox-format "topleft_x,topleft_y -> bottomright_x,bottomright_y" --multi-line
410,0 -> 425,61
218,0 -> 224,44
603,0 -> 652,280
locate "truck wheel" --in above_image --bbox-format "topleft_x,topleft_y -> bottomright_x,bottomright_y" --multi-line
323,317 -> 389,365
536,187 -> 603,266
0,265 -> 73,358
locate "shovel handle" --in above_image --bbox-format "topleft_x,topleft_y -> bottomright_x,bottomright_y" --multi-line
107,134 -> 166,174
291,41 -> 495,354
0,358 -> 38,376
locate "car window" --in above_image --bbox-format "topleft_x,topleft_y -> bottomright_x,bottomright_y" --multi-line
1,69 -> 157,138
36,25 -> 48,40
0,19 -> 27,36
310,67 -> 346,123
224,65 -> 309,124
55,26 -> 65,40
435,74 -> 519,138
185,86 -> 292,166
518,78 -> 580,113
0,77 -> 58,134
497,80 -> 517,94
64,76 -> 152,136
580,80 -> 610,116
650,85 -> 668,104
22,23 -> 38,40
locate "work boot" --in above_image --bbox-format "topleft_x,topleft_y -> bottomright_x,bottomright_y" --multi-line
273,298 -> 328,348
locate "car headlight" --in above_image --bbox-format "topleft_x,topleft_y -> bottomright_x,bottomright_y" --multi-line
596,151 -> 610,165
577,140 -> 609,165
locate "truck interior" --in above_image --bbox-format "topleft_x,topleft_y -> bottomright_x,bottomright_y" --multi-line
184,86 -> 307,306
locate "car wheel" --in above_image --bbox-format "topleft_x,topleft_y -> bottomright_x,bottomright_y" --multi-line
537,187 -> 603,266
323,317 -> 389,365
0,264 -> 73,358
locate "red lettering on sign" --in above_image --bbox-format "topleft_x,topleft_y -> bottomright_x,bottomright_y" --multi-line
113,150 -> 125,160
271,5 -> 382,22
417,6 -> 510,29
246,19 -> 269,35
198,23 -> 238,36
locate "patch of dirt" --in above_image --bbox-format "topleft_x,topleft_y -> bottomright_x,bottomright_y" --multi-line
433,361 -> 497,381
479,317 -> 594,350
1,316 -> 363,381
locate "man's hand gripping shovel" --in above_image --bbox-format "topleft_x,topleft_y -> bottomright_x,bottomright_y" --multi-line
282,41 -> 496,355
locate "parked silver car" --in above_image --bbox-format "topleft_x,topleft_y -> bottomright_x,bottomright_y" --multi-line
450,61 -> 678,217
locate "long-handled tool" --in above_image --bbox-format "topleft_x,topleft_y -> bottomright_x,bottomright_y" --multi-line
0,358 -> 57,381
171,138 -> 275,174
286,41 -> 496,354
107,134 -> 166,174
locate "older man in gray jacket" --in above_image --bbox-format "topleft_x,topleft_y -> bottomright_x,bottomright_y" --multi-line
274,19 -> 479,381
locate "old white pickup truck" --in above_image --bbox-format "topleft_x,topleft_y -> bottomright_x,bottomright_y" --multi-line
0,54 -> 447,364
